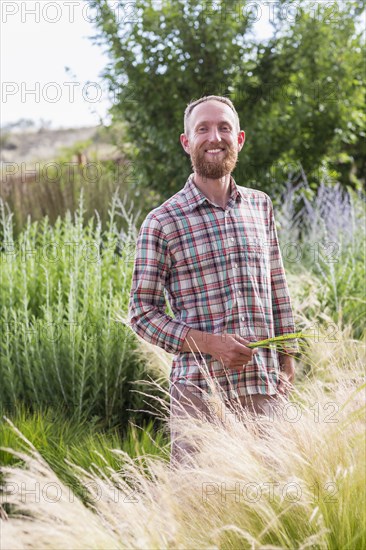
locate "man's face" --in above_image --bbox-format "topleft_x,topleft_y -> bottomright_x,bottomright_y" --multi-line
181,100 -> 245,180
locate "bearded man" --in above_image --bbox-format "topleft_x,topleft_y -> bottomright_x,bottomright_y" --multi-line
128,95 -> 298,465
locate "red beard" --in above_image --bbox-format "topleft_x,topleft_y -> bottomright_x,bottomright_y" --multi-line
190,143 -> 239,179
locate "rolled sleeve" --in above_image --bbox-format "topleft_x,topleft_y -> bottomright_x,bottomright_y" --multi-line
128,214 -> 191,354
268,198 -> 299,354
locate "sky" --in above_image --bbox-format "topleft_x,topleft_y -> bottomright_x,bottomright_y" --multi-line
1,1 -> 274,130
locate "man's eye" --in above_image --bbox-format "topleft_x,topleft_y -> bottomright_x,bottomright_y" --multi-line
221,126 -> 230,131
198,127 -> 207,131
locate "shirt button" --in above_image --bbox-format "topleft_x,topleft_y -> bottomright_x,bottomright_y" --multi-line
231,237 -> 235,242
241,316 -> 245,322
238,290 -> 242,295
234,263 -> 238,268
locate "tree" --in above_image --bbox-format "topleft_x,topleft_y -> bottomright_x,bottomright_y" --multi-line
237,2 -> 365,197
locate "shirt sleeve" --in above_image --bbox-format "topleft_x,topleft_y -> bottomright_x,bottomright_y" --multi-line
128,213 -> 191,354
268,198 -> 299,355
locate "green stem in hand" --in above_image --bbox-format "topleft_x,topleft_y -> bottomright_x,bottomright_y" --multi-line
246,332 -> 312,349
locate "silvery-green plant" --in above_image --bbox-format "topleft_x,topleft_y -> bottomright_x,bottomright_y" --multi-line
0,189 -> 161,428
275,168 -> 365,340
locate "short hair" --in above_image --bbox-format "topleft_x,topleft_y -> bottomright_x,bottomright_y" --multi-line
184,95 -> 240,135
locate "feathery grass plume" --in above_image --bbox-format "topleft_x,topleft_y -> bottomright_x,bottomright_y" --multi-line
1,328 -> 365,549
1,418 -> 121,550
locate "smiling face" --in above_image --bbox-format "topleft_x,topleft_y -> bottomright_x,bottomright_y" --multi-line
181,99 -> 245,180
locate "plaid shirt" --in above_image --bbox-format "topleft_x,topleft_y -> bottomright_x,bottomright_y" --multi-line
128,173 -> 299,397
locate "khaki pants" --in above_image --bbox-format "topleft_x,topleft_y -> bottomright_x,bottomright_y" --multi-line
169,382 -> 284,466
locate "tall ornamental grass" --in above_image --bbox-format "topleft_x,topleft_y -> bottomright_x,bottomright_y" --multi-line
0,190 -> 162,429
1,326 -> 365,549
0,125 -> 133,238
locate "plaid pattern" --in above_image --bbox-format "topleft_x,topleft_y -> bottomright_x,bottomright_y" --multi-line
128,173 -> 299,398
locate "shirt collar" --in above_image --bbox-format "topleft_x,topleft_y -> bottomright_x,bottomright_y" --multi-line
184,173 -> 244,212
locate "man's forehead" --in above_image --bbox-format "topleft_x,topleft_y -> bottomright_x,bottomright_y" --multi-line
190,100 -> 235,126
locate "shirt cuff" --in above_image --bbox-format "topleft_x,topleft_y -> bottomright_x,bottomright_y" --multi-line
168,322 -> 192,354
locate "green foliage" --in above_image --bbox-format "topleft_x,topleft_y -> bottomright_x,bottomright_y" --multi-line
312,236 -> 366,340
0,192 -> 166,429
0,406 -> 168,507
89,0 -> 365,206
280,185 -> 366,340
238,4 -> 365,195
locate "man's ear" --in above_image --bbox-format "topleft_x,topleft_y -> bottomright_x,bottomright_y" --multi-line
180,133 -> 191,155
238,130 -> 245,151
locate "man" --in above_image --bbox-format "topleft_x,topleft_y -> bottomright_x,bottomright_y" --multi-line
128,95 -> 299,464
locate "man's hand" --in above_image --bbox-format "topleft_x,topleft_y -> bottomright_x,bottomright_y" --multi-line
277,355 -> 295,396
180,329 -> 257,369
209,333 -> 258,369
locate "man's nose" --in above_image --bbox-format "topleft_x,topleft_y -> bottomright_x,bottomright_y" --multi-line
208,127 -> 222,143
